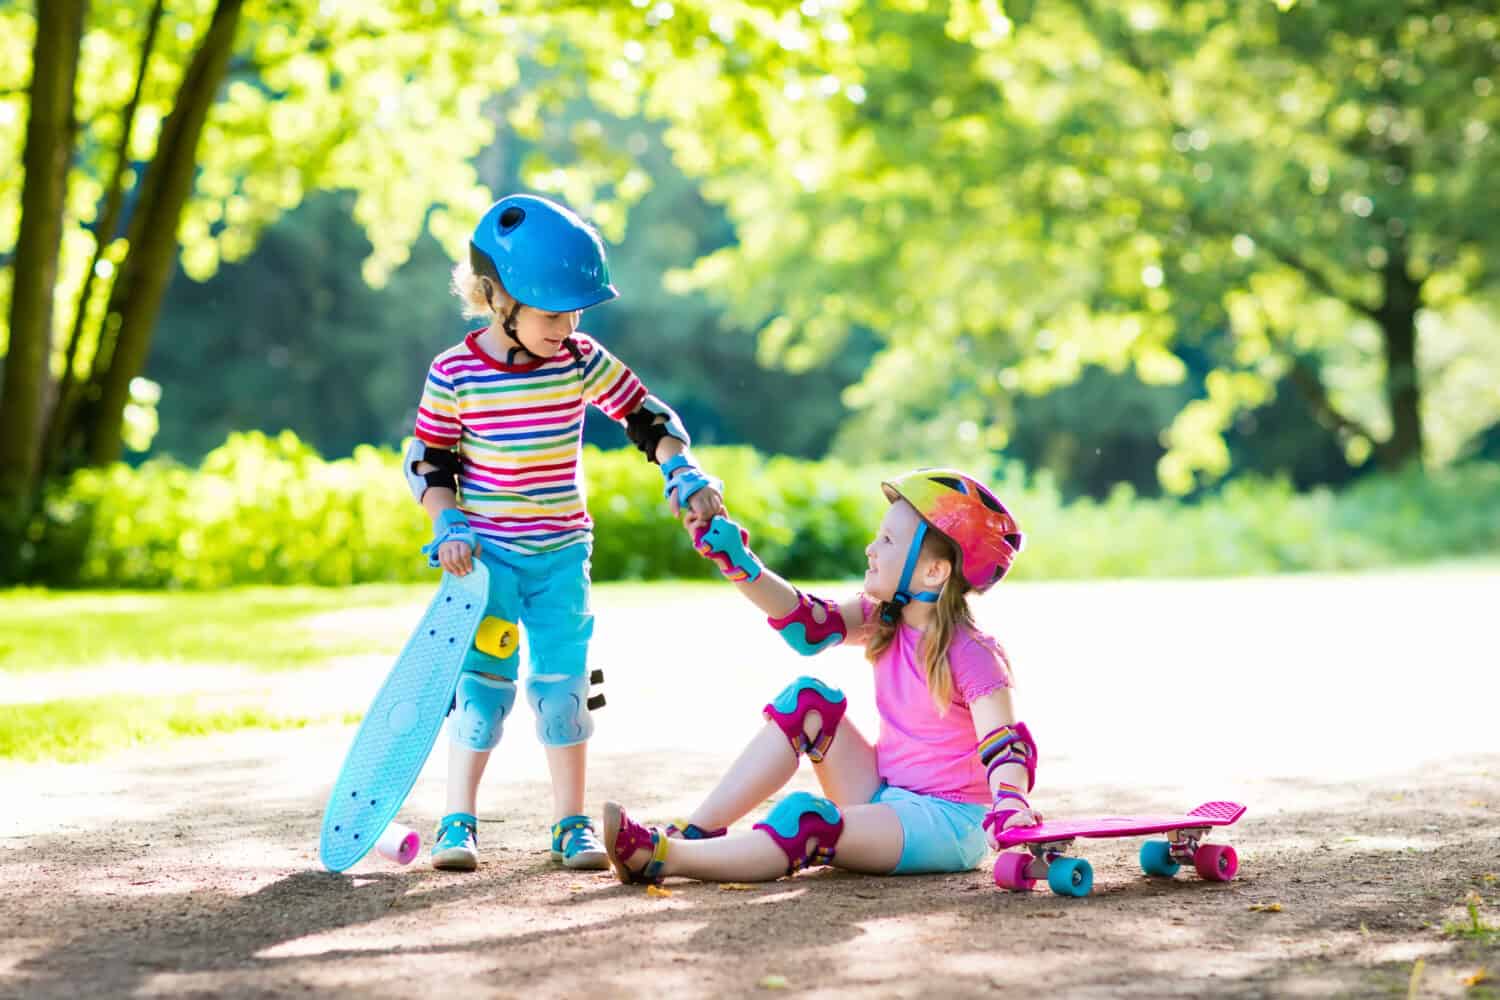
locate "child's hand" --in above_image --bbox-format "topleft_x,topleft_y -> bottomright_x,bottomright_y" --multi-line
422,509 -> 479,575
438,538 -> 480,576
982,805 -> 1044,849
685,485 -> 724,521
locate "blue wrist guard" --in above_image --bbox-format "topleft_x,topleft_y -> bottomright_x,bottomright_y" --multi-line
661,453 -> 721,508
421,509 -> 478,568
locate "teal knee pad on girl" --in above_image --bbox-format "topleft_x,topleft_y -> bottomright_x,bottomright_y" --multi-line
753,790 -> 845,875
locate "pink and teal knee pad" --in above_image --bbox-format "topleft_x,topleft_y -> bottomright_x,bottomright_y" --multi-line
764,676 -> 847,763
753,790 -> 844,875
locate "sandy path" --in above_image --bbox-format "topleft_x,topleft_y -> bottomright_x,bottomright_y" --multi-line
1,567 -> 1497,997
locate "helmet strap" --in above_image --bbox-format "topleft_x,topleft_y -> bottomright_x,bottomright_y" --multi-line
499,300 -> 528,363
884,522 -> 941,624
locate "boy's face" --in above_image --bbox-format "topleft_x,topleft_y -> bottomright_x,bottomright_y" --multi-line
512,306 -> 581,358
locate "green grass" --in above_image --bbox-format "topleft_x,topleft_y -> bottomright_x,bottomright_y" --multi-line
0,580 -> 728,761
0,583 -> 429,674
1444,893 -> 1500,945
0,695 -> 361,763
0,580 -> 739,674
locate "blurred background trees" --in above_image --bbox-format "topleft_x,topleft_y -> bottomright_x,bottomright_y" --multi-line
3,0 -> 1496,583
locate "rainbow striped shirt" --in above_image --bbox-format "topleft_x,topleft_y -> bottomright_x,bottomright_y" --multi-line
413,330 -> 647,554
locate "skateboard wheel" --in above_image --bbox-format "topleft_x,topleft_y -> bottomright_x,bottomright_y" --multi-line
375,822 -> 421,866
1193,843 -> 1238,882
1139,840 -> 1181,878
993,851 -> 1036,892
1047,857 -> 1093,897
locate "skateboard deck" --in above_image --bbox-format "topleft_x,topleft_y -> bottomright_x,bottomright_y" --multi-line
319,564 -> 490,872
993,800 -> 1245,897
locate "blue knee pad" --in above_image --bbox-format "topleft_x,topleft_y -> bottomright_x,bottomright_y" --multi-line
449,671 -> 518,751
527,673 -> 595,746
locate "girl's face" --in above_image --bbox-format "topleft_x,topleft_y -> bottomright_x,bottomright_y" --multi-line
510,304 -> 581,358
864,500 -> 948,601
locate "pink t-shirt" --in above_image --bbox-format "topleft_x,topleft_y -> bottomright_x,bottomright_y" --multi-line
859,598 -> 1014,804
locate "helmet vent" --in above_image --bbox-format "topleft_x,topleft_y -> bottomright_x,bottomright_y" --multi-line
499,206 -> 526,231
973,483 -> 1008,514
930,475 -> 968,494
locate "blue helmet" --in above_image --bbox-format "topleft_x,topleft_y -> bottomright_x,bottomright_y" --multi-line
469,194 -> 618,312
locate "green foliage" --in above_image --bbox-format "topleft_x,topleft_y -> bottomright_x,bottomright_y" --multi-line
601,0 -> 1500,488
146,127 -> 874,465
23,430 -> 1500,590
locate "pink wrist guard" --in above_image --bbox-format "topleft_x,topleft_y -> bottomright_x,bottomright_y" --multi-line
767,590 -> 848,656
977,721 -> 1037,792
982,782 -> 1033,838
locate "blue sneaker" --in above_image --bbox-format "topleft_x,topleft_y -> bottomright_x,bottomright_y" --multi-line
551,814 -> 608,870
432,812 -> 479,871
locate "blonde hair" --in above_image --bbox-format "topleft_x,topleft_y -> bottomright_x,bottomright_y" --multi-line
451,259 -> 517,320
865,529 -> 975,713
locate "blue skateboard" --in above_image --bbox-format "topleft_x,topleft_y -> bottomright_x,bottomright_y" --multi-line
320,564 -> 491,872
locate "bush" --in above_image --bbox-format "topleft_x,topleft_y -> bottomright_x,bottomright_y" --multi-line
24,430 -> 1500,589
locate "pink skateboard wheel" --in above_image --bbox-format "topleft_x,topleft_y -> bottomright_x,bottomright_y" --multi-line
993,851 -> 1037,891
375,822 -> 421,865
1193,843 -> 1238,882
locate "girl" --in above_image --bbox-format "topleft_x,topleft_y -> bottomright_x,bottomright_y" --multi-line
406,193 -> 723,871
603,469 -> 1040,883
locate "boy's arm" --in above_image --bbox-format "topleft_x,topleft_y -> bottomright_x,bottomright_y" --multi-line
622,396 -> 724,520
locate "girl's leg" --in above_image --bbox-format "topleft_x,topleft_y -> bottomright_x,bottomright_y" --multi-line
812,718 -> 881,806
681,722 -> 798,831
606,801 -> 903,882
683,677 -> 881,830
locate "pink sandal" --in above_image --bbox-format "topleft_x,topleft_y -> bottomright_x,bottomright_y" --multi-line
603,802 -> 670,885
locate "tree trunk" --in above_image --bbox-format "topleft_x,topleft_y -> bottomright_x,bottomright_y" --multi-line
44,0 -> 165,478
1376,236 -> 1423,470
0,0 -> 86,512
82,0 -> 245,467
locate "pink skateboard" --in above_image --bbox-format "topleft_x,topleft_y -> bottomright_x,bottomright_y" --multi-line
992,800 -> 1246,897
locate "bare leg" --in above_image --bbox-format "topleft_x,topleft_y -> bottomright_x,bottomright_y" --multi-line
612,803 -> 904,881
683,723 -> 799,831
545,741 -> 588,820
445,740 -> 491,815
812,718 -> 881,806
685,710 -> 882,831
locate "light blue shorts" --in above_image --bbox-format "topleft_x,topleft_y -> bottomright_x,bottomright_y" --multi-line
460,541 -> 594,682
871,784 -> 988,875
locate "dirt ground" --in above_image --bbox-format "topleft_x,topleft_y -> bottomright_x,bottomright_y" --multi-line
2,567 -> 1497,998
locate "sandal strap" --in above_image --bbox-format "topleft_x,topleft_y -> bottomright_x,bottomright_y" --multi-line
436,812 -> 478,844
664,819 -> 728,840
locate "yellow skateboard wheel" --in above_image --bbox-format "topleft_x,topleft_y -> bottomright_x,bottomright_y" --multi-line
474,616 -> 519,659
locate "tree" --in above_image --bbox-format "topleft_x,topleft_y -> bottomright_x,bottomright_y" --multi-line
0,0 -> 86,514
0,1 -> 633,527
624,0 -> 1500,490
145,109 -> 873,465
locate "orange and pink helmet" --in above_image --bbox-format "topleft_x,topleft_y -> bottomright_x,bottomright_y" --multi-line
881,468 -> 1024,595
